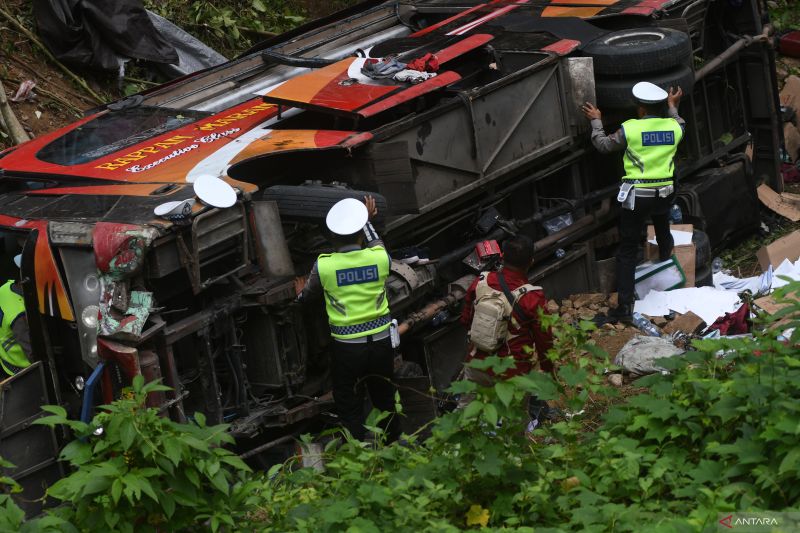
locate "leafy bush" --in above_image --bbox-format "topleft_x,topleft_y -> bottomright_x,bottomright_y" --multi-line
0,458 -> 25,531
30,376 -> 261,532
144,0 -> 307,58
249,283 -> 800,531
6,283 -> 799,531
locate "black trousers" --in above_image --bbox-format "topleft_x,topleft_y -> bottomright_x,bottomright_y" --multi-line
330,336 -> 400,442
616,193 -> 675,305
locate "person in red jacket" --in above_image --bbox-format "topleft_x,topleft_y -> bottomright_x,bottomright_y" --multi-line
460,235 -> 554,387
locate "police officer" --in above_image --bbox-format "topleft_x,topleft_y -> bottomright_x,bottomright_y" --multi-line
581,82 -> 685,322
297,196 -> 400,441
0,255 -> 31,376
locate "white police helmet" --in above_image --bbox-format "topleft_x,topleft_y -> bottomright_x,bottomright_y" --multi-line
326,198 -> 368,236
632,82 -> 669,104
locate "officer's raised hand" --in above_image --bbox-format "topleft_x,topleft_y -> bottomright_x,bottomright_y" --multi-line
581,102 -> 602,121
668,86 -> 683,109
364,195 -> 378,220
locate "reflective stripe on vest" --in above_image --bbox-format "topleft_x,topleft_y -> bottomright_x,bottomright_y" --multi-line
317,246 -> 391,340
0,281 -> 29,376
622,117 -> 683,188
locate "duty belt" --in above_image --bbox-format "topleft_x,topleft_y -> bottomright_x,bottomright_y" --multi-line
330,314 -> 391,338
633,184 -> 674,198
335,328 -> 391,344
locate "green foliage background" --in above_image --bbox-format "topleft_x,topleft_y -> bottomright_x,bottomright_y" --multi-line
2,282 -> 799,531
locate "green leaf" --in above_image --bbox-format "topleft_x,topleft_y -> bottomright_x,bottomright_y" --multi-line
132,374 -> 145,393
82,473 -> 112,497
448,380 -> 478,394
161,492 -> 176,519
185,467 -> 200,488
32,415 -> 71,428
494,382 -> 514,407
558,366 -> 588,388
40,405 -> 68,418
779,448 -> 800,475
474,446 -> 503,476
463,400 -> 484,420
111,478 -> 122,504
137,477 -> 159,502
210,471 -> 230,496
194,411 -> 207,428
163,438 -> 182,466
508,372 -> 559,399
59,441 -> 93,465
252,0 -> 267,11
220,454 -> 251,472
483,404 -> 498,427
267,464 -> 283,478
120,422 -> 136,450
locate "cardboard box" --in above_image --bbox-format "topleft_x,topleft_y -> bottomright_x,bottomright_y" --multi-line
644,224 -> 695,287
754,294 -> 795,331
757,184 -> 800,223
757,230 -> 800,271
784,123 -> 800,163
780,75 -> 800,111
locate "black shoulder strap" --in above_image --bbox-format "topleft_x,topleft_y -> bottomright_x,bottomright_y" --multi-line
496,272 -> 531,323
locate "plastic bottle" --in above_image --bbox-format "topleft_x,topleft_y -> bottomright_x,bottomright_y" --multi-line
554,248 -> 566,259
711,257 -> 723,274
430,310 -> 449,327
631,312 -> 662,337
669,204 -> 683,224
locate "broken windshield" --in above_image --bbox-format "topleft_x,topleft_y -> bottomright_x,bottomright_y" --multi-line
36,106 -> 210,166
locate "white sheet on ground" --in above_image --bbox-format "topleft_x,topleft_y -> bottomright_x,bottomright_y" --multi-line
647,229 -> 693,247
713,265 -> 773,294
634,287 -> 742,325
771,258 -> 800,289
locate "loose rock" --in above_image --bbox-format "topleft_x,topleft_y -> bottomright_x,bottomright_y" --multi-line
608,373 -> 624,387
571,293 -> 606,309
546,299 -> 560,313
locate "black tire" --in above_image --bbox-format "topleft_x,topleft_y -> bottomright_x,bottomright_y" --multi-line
595,64 -> 695,109
692,229 -> 711,274
583,28 -> 692,76
695,265 -> 714,287
262,185 -> 388,227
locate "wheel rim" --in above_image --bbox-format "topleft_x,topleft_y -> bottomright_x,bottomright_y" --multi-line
604,32 -> 666,47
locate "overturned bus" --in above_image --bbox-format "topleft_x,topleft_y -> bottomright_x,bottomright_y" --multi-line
0,0 -> 782,512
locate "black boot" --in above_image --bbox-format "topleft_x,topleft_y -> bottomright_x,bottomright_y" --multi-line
606,301 -> 633,324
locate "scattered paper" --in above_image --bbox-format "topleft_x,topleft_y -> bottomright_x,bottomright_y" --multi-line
771,258 -> 800,289
647,229 -> 693,247
713,265 -> 773,295
635,286 -> 742,325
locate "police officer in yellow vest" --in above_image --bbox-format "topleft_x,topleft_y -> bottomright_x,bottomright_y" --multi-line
297,196 -> 400,441
582,82 -> 685,321
0,255 -> 32,376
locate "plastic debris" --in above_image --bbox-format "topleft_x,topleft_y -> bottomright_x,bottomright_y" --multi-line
362,57 -> 407,79
10,80 -> 36,102
393,69 -> 437,84
614,336 -> 684,377
632,312 -> 662,337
